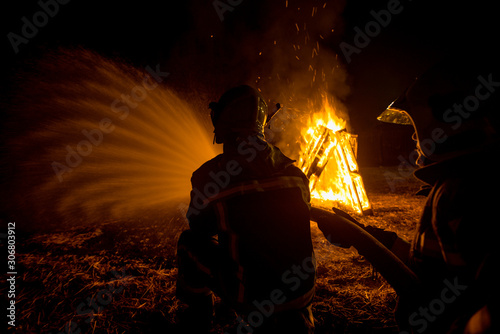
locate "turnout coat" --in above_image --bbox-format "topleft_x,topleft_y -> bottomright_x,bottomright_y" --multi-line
185,135 -> 316,313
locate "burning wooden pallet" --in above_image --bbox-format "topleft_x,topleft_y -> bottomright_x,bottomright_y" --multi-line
299,125 -> 372,215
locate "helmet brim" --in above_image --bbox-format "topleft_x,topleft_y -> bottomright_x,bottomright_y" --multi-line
377,88 -> 413,126
377,106 -> 412,126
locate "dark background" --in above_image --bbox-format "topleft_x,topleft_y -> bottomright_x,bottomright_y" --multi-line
1,0 -> 498,166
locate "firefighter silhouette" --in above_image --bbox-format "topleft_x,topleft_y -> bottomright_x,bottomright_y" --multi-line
176,85 -> 316,333
378,53 -> 500,333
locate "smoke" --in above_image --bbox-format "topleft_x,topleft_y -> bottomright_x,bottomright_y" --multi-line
253,1 -> 349,101
167,0 -> 350,159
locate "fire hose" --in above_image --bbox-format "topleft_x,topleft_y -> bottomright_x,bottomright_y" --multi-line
310,206 -> 421,296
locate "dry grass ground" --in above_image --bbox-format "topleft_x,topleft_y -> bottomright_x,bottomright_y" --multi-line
3,166 -> 427,333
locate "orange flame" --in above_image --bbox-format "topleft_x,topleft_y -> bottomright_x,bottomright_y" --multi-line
299,96 -> 371,214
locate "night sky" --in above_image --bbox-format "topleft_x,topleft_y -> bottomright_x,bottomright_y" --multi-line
2,0 -> 498,165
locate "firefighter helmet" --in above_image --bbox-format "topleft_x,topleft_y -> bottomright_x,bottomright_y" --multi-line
378,55 -> 500,163
209,85 -> 268,144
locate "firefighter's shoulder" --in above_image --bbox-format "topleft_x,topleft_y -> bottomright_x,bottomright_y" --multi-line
190,154 -> 224,185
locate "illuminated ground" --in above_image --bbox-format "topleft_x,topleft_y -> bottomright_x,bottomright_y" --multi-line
8,166 -> 426,333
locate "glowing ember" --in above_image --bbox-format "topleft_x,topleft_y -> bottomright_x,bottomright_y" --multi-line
299,97 -> 372,214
